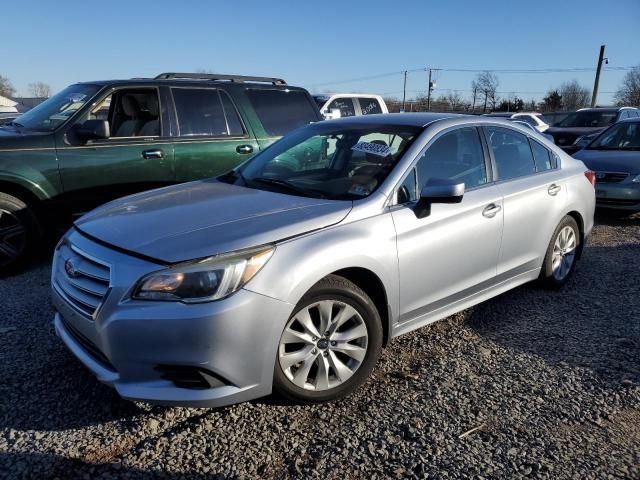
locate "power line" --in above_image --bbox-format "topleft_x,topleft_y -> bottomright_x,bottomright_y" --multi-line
309,65 -> 635,88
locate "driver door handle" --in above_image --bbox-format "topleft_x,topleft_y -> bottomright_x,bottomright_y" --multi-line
236,145 -> 254,154
142,149 -> 164,159
548,183 -> 561,196
482,203 -> 502,218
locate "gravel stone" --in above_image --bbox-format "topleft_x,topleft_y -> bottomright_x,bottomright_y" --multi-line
0,212 -> 639,479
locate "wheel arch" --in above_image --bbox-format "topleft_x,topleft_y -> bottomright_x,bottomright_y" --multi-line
565,210 -> 585,259
330,267 -> 392,347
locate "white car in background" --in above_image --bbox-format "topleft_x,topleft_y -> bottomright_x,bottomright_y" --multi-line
511,112 -> 550,132
313,94 -> 388,120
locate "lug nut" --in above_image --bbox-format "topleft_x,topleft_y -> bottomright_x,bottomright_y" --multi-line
312,336 -> 317,342
323,351 -> 329,357
312,348 -> 317,354
331,341 -> 337,346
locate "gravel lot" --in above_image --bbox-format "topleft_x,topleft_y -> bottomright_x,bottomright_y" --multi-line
1,212 -> 638,479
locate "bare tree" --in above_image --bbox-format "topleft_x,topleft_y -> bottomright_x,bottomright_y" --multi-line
614,66 -> 640,107
0,74 -> 16,98
445,91 -> 464,111
28,81 -> 52,97
473,72 -> 499,112
559,80 -> 590,110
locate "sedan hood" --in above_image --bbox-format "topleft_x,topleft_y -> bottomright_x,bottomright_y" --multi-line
75,180 -> 352,263
572,148 -> 640,173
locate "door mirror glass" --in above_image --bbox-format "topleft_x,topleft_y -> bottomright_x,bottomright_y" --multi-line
414,178 -> 464,219
73,119 -> 110,142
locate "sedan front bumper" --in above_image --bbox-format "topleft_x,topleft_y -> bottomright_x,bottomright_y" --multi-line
52,229 -> 293,408
594,183 -> 640,211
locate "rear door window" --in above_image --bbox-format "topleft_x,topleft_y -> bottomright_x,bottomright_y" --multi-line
358,98 -> 383,115
247,89 -> 318,136
328,98 -> 356,117
529,139 -> 554,171
172,88 -> 228,136
486,127 -> 536,181
219,91 -> 245,136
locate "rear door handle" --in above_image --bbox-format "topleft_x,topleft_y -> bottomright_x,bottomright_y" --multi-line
548,184 -> 561,196
142,149 -> 164,159
236,145 -> 254,154
482,203 -> 502,218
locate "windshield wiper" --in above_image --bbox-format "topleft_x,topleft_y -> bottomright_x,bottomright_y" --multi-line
251,177 -> 326,198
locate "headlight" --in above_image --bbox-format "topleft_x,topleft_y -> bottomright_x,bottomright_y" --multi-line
632,174 -> 640,183
133,246 -> 274,302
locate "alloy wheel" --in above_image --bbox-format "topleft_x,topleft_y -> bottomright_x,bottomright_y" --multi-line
278,300 -> 369,391
0,209 -> 27,266
552,225 -> 577,281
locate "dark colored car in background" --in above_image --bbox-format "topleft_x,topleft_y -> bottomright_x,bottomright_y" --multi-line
573,117 -> 640,212
540,112 -> 570,127
545,107 -> 639,154
0,72 -> 322,273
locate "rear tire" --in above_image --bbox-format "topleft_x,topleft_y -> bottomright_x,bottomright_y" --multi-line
540,215 -> 580,289
273,274 -> 383,404
0,192 -> 41,276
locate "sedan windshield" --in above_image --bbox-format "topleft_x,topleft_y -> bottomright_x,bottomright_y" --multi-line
6,84 -> 101,131
558,111 -> 617,128
588,122 -> 640,150
230,123 -> 421,200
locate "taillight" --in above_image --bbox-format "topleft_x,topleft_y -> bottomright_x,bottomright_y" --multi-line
584,170 -> 596,187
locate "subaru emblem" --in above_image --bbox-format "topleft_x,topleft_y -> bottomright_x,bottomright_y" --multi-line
65,258 -> 79,278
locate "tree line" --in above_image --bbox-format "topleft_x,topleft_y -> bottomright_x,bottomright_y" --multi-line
386,66 -> 640,113
0,76 -> 52,99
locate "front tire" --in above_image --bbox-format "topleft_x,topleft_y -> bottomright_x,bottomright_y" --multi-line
273,274 -> 383,404
540,215 -> 580,289
0,193 -> 41,276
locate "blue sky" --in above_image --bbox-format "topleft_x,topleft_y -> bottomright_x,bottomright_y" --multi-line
2,0 -> 639,104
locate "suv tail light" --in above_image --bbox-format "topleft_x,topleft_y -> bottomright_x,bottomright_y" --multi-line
584,170 -> 596,187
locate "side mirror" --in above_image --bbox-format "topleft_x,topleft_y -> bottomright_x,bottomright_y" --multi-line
73,120 -> 110,141
414,178 -> 465,219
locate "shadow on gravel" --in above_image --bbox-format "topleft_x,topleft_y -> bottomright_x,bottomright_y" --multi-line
0,452 -> 225,480
467,244 -> 640,389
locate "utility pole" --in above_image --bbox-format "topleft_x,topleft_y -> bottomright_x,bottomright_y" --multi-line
426,69 -> 433,111
591,45 -> 607,107
401,71 -> 407,112
471,86 -> 477,112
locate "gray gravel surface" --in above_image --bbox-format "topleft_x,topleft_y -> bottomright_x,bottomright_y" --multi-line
0,212 -> 638,479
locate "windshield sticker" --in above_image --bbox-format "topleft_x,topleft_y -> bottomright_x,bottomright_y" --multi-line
68,93 -> 88,103
351,141 -> 392,157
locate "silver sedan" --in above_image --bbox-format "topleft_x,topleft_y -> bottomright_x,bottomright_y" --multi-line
51,113 -> 595,407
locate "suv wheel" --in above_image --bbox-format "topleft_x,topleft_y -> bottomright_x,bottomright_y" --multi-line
273,274 -> 383,403
540,215 -> 580,289
0,193 -> 40,275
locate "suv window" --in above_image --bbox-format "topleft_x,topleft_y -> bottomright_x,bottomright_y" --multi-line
358,98 -> 382,115
328,98 -> 356,117
220,91 -> 244,136
172,88 -> 227,136
530,139 -> 554,171
247,89 -> 318,137
415,127 -> 488,191
516,115 -> 536,127
78,88 -> 161,138
486,127 -> 536,180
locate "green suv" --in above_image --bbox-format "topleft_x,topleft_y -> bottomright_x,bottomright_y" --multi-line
0,72 -> 321,273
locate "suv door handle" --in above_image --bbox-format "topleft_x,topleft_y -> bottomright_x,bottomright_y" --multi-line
547,184 -> 561,196
236,145 -> 254,154
142,149 -> 164,159
482,203 -> 502,218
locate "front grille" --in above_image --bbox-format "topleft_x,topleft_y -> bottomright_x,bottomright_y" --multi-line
61,316 -> 116,371
54,243 -> 111,319
595,171 -> 629,183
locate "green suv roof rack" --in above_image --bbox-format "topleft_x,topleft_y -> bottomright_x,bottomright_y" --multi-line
155,72 -> 287,85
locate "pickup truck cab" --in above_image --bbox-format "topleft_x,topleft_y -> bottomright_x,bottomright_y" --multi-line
0,72 -> 321,273
313,94 -> 388,120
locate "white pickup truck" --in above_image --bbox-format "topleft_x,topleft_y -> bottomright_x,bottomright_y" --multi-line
313,93 -> 389,120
